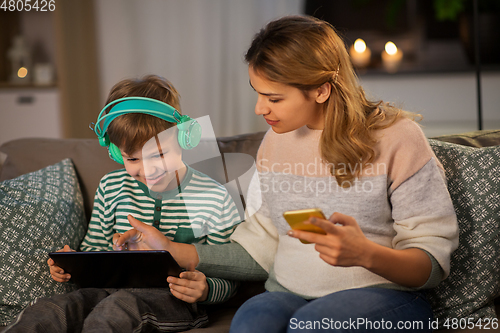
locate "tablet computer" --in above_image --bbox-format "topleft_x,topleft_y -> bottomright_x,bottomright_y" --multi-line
48,250 -> 182,288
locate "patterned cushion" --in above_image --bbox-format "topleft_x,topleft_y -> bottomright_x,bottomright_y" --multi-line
426,139 -> 500,328
0,159 -> 87,326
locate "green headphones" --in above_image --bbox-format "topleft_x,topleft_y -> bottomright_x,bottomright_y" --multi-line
92,97 -> 202,164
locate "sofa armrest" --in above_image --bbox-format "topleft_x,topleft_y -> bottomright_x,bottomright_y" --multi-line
431,129 -> 500,148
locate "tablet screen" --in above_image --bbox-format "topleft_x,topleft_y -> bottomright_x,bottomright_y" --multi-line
49,250 -> 182,288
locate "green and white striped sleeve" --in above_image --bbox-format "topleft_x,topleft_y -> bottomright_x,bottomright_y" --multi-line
203,277 -> 240,304
79,175 -> 115,251
200,186 -> 242,303
205,191 -> 242,245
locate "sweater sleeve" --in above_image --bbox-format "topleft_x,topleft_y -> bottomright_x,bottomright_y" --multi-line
227,170 -> 279,273
79,176 -> 114,252
386,121 -> 459,281
196,185 -> 250,303
390,157 -> 458,280
195,242 -> 268,281
195,170 -> 276,280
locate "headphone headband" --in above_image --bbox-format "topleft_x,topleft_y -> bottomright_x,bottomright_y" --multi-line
94,97 -> 183,138
92,96 -> 202,164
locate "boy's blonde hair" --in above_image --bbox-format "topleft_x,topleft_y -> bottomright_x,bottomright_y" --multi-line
245,15 -> 418,186
105,75 -> 181,155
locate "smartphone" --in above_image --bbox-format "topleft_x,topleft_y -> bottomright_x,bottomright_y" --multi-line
283,208 -> 327,244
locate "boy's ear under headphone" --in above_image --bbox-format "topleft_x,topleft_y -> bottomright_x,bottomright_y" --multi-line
91,97 -> 202,164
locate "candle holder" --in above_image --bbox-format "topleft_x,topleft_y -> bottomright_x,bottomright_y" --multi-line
350,38 -> 371,68
382,41 -> 403,73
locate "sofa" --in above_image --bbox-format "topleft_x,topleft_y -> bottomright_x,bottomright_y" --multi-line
0,129 -> 499,332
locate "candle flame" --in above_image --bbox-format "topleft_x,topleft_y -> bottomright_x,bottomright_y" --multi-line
385,42 -> 398,56
18,67 -> 28,78
354,39 -> 366,53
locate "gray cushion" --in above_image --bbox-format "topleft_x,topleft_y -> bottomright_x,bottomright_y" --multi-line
426,140 -> 500,329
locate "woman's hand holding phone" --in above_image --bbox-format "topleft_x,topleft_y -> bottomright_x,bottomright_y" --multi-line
286,210 -> 372,268
282,208 -> 327,244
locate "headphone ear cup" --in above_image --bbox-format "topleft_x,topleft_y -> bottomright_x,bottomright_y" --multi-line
177,118 -> 202,150
99,134 -> 110,147
108,143 -> 124,164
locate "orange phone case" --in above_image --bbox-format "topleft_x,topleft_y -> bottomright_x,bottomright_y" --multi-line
283,208 -> 327,244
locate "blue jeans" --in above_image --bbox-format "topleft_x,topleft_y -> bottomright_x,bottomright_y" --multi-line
230,288 -> 433,333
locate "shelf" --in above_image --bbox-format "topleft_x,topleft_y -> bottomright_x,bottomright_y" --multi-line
0,82 -> 58,90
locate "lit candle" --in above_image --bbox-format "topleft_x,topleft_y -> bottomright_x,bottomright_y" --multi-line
382,41 -> 403,73
349,38 -> 371,68
17,67 -> 28,79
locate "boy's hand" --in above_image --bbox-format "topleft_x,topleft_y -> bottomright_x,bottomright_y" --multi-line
47,245 -> 74,282
167,267 -> 209,303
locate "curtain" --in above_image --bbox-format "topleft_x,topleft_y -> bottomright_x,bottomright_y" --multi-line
94,0 -> 304,137
55,0 -> 101,139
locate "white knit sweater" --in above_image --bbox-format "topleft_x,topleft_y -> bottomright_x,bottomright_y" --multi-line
230,118 -> 459,298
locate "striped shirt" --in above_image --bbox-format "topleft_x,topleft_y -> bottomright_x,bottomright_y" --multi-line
80,166 -> 242,304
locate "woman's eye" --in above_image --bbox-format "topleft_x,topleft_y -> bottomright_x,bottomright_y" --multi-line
153,153 -> 164,159
269,99 -> 281,103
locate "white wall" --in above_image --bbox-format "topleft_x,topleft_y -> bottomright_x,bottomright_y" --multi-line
0,88 -> 61,147
360,72 -> 500,137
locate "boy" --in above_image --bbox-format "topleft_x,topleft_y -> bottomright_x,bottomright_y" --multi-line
6,75 -> 241,332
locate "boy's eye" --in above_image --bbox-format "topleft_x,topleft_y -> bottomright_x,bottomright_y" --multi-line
127,158 -> 139,162
269,99 -> 281,103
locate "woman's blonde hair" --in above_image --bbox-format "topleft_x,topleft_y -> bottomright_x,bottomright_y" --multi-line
105,75 -> 181,155
245,15 -> 418,186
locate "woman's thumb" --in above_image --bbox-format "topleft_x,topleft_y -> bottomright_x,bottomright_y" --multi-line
329,212 -> 355,226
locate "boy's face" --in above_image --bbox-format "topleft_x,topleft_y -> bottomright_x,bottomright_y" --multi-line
121,129 -> 184,193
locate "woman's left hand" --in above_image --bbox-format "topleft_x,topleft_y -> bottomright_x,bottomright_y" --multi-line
113,215 -> 200,270
287,212 -> 372,268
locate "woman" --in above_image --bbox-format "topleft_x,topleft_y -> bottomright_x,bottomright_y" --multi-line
116,16 -> 458,332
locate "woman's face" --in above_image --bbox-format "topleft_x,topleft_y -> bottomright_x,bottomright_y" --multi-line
248,67 -> 329,134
